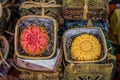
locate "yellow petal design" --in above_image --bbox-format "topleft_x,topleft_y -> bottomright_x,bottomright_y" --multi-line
70,34 -> 101,61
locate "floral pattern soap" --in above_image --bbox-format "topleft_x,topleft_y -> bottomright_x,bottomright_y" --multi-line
20,26 -> 49,56
70,34 -> 101,61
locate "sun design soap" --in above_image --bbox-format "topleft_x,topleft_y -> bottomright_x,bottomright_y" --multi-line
20,26 -> 49,56
70,34 -> 101,61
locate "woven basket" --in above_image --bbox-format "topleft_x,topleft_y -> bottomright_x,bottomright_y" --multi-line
62,0 -> 109,21
63,27 -> 107,63
19,1 -> 63,26
14,43 -> 63,72
15,15 -> 57,59
0,36 -> 9,65
64,63 -> 113,80
63,39 -> 116,80
58,20 -> 109,37
13,41 -> 63,80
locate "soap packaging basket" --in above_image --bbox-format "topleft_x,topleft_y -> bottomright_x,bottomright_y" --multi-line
13,0 -> 64,79
62,27 -> 116,80
14,4 -> 63,79
14,41 -> 63,80
14,40 -> 63,72
15,15 -> 58,59
63,27 -> 107,63
19,1 -> 64,26
62,0 -> 109,21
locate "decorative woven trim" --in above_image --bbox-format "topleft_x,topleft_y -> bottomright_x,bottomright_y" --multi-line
64,63 -> 113,80
19,1 -> 61,16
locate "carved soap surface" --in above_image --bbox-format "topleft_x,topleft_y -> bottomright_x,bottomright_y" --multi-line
20,26 -> 49,56
70,34 -> 101,61
15,16 -> 57,59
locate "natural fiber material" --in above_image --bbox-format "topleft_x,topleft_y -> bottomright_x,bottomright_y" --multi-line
63,27 -> 107,63
0,36 -> 9,65
1,0 -> 15,7
15,15 -> 57,59
70,34 -> 101,61
13,42 -> 63,80
63,40 -> 116,80
20,26 -> 49,56
14,43 -> 63,71
19,1 -> 63,26
58,20 -> 108,37
62,0 -> 109,21
0,51 -> 10,68
64,63 -> 113,80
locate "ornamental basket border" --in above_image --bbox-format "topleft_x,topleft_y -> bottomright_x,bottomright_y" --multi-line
15,15 -> 57,60
63,27 -> 107,63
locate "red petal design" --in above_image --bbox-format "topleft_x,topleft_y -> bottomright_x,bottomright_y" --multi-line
20,26 -> 49,55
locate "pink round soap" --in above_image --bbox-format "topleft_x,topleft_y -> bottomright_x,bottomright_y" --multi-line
20,26 -> 49,56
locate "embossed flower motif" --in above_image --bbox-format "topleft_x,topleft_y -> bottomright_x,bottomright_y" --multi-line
70,34 -> 101,61
20,26 -> 49,56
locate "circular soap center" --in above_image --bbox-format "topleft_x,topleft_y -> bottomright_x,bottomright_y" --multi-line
20,26 -> 49,55
80,41 -> 92,52
29,34 -> 37,43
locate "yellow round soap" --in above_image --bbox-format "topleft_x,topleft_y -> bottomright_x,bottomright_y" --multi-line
70,34 -> 101,61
